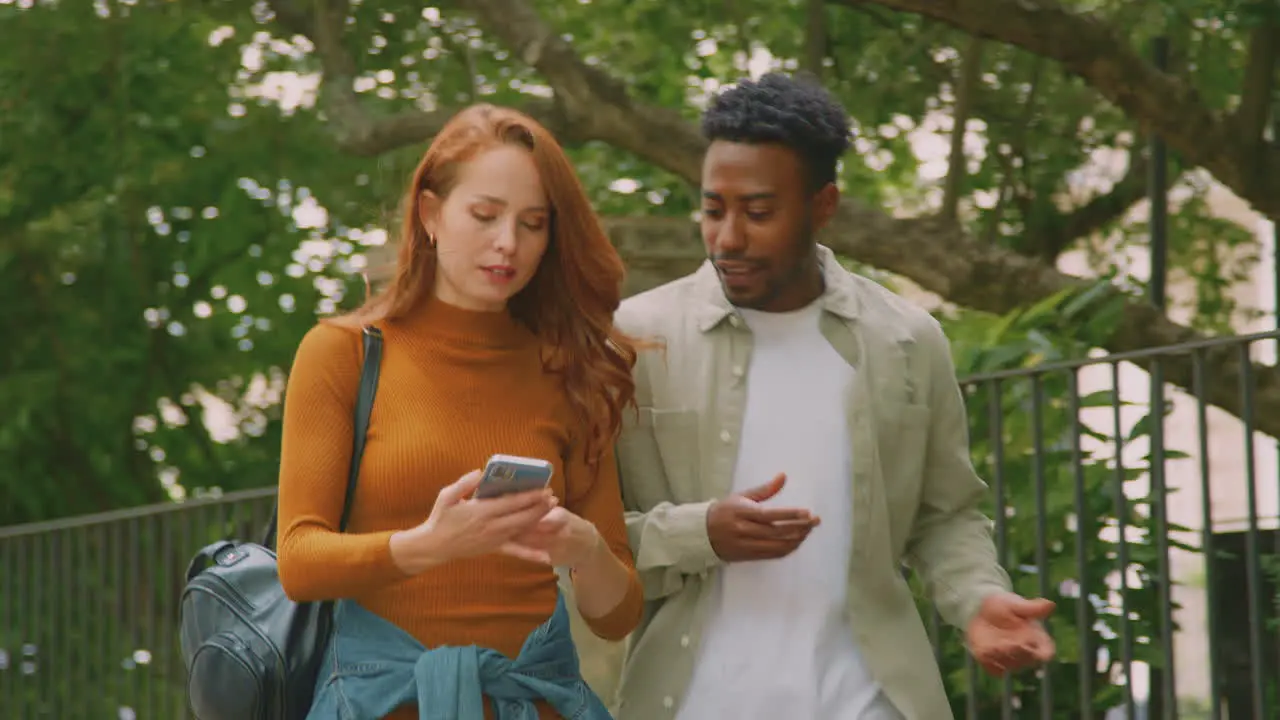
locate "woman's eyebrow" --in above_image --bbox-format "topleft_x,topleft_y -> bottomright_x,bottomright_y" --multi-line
472,193 -> 548,213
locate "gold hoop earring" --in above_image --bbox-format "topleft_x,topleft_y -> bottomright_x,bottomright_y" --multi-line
428,232 -> 437,248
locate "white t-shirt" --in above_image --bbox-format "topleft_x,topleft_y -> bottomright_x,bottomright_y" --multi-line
676,301 -> 902,720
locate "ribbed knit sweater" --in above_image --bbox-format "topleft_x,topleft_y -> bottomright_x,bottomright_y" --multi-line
276,294 -> 643,720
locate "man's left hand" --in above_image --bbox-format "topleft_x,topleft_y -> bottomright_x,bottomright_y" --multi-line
966,592 -> 1056,676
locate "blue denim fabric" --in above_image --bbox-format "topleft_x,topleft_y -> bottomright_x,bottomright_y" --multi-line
305,592 -> 612,720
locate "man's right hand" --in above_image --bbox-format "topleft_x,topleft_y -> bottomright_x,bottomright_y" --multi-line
706,473 -> 819,562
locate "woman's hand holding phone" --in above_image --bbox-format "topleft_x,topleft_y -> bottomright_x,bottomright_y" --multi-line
389,469 -> 557,575
498,507 -> 602,568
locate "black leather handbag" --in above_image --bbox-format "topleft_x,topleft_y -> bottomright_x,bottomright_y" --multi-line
178,326 -> 383,720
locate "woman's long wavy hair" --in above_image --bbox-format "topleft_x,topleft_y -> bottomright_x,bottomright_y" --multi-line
328,104 -> 638,464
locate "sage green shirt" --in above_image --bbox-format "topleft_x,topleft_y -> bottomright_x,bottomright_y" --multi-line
612,246 -> 1011,720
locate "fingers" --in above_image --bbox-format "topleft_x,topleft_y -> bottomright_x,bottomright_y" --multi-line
1013,597 -> 1056,620
713,508 -> 817,561
749,539 -> 807,559
1001,645 -> 1038,671
527,507 -> 571,534
973,641 -> 1018,676
974,627 -> 1056,675
739,473 -> 786,502
1026,627 -> 1056,661
438,470 -> 484,506
733,517 -> 815,542
999,645 -> 1050,672
739,504 -> 815,525
484,497 -> 559,536
765,522 -> 817,541
472,487 -> 556,519
469,493 -> 563,553
506,508 -> 572,544
988,593 -> 1056,623
730,536 -> 808,560
979,658 -> 1007,677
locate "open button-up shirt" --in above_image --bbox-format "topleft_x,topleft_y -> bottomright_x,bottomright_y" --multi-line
611,246 -> 1011,720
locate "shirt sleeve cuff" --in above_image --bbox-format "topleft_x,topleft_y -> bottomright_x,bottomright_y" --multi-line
667,500 -> 721,575
956,581 -> 1013,630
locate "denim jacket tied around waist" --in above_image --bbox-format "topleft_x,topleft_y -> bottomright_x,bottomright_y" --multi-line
306,592 -> 612,720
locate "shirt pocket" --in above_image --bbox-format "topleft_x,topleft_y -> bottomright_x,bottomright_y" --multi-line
618,407 -> 702,505
650,408 -> 701,499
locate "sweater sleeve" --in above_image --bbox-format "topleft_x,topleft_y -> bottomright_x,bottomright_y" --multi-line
564,437 -> 645,641
275,323 -> 409,602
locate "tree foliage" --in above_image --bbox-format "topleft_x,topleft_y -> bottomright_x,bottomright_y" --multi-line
4,0 -> 1276,713
1,0 -> 1275,516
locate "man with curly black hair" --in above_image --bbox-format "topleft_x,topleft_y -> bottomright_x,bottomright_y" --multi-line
612,72 -> 1055,719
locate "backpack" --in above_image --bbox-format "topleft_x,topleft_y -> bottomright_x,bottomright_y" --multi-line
178,326 -> 383,720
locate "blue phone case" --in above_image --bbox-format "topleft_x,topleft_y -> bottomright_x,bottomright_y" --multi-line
475,454 -> 554,498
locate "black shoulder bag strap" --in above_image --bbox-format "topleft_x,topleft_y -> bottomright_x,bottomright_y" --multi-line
262,325 -> 385,548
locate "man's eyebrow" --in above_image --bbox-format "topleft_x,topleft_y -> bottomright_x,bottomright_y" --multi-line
700,190 -> 776,201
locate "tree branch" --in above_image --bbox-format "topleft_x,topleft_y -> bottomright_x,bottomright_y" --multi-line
826,4 -> 1024,130
263,0 -> 575,155
803,0 -> 828,77
1033,147 -> 1182,261
983,56 -> 1042,244
607,212 -> 1280,440
847,0 -> 1280,220
452,0 -> 705,178
267,0 -> 1280,435
1055,151 -> 1148,244
1233,17 -> 1278,151
941,35 -> 984,220
722,0 -> 754,66
442,0 -> 1280,439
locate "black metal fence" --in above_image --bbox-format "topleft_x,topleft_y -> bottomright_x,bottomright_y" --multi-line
924,329 -> 1280,720
3,333 -> 1279,719
0,488 -> 278,719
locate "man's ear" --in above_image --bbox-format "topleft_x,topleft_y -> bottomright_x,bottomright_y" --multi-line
811,182 -> 840,231
417,190 -> 442,236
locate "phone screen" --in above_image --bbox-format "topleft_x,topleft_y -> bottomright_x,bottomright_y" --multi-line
474,455 -> 554,499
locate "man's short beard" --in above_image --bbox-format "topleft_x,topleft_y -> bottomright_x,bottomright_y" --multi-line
723,214 -> 820,311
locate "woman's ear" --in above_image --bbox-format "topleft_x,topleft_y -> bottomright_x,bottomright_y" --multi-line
417,190 -> 441,236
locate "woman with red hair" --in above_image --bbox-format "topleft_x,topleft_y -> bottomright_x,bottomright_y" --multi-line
276,104 -> 644,719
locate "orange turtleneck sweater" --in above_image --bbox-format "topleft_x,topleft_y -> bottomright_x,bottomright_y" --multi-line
275,295 -> 643,720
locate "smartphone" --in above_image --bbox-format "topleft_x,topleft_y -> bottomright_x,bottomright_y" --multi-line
474,454 -> 555,499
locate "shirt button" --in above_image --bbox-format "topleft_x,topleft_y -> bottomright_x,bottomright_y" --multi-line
680,634 -> 690,648
731,365 -> 744,378
719,430 -> 731,443
663,696 -> 675,709
729,314 -> 742,327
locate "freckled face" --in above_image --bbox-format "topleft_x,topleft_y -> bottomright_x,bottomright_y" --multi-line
424,145 -> 551,311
